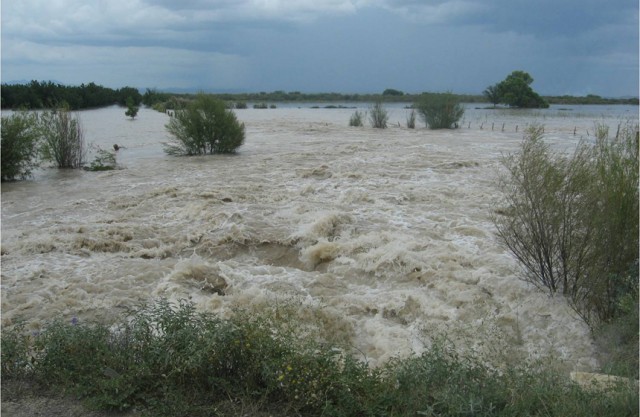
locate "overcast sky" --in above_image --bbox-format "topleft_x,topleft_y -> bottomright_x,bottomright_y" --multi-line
2,0 -> 638,96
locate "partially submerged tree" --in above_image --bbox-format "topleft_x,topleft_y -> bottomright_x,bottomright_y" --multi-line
483,85 -> 501,108
1,111 -> 41,181
415,92 -> 464,129
164,94 -> 245,156
125,96 -> 139,119
40,107 -> 86,168
489,71 -> 549,108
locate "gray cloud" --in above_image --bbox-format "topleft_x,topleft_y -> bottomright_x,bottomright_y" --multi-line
1,0 -> 637,95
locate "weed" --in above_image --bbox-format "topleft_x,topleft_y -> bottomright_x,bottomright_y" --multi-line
2,300 -> 637,416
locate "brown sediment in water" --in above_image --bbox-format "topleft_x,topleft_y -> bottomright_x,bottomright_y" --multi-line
3,105 -> 635,370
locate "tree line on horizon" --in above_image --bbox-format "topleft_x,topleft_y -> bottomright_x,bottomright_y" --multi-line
0,80 -> 142,110
1,79 -> 637,111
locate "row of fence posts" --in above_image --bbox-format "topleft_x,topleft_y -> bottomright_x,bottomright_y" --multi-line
464,122 -> 638,138
468,122 -> 537,134
461,122 -> 630,137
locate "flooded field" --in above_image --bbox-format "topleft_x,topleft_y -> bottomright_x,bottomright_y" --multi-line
1,103 -> 637,370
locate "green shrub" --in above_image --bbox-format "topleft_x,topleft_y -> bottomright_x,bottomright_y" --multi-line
494,122 -> 639,326
2,300 -> 637,416
124,96 -> 139,119
85,148 -> 117,171
416,92 -> 464,129
1,111 -> 41,181
1,321 -> 34,379
349,110 -> 365,127
39,107 -> 86,168
369,101 -> 388,128
164,94 -> 245,156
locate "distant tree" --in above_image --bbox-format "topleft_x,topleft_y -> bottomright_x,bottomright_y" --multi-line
483,84 -> 501,108
415,92 -> 464,129
125,96 -> 139,119
117,87 -> 142,106
493,71 -> 549,108
1,111 -> 41,181
164,94 -> 245,156
383,88 -> 404,96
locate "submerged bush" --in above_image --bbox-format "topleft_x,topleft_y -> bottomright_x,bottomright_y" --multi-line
1,111 -> 41,181
40,107 -> 86,168
494,122 -> 639,326
416,92 -> 464,129
2,300 -> 637,416
406,109 -> 416,129
85,148 -> 117,171
349,110 -> 365,127
369,101 -> 388,128
164,94 -> 245,156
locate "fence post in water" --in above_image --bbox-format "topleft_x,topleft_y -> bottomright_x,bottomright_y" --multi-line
502,123 -> 505,132
468,122 -> 471,129
574,127 -> 577,136
492,122 -> 494,131
516,125 -> 518,133
480,123 -> 483,130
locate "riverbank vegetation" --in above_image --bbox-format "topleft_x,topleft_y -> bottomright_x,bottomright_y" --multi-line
2,300 -> 637,417
494,122 -> 639,379
2,81 -> 637,111
494,122 -> 638,327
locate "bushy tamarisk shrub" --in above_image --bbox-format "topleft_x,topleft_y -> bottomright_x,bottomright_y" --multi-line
494,122 -> 639,327
349,110 -> 365,127
164,94 -> 245,156
416,92 -> 464,129
40,107 -> 86,168
369,101 -> 388,128
1,111 -> 41,181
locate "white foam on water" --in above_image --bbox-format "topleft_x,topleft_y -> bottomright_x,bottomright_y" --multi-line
2,104 -> 636,370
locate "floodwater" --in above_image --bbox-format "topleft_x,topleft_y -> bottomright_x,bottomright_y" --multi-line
1,103 -> 637,370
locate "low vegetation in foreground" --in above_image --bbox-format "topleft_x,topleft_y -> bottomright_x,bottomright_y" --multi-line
2,300 -> 638,417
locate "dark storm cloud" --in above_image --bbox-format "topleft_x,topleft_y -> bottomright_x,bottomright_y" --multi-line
1,0 -> 637,95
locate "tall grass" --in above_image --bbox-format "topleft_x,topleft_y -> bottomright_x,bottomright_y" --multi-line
2,300 -> 637,416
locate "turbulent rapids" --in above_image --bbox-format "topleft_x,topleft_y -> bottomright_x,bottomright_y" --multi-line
2,104 -> 637,370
